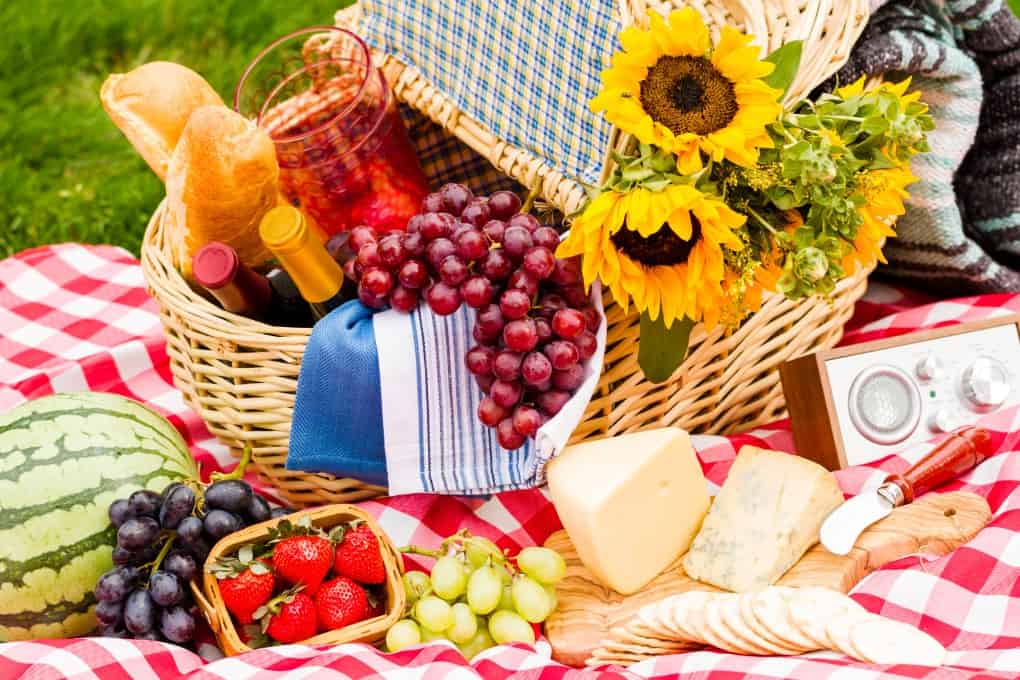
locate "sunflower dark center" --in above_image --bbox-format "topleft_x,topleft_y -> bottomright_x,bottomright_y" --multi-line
672,77 -> 705,112
639,56 -> 738,136
610,218 -> 702,266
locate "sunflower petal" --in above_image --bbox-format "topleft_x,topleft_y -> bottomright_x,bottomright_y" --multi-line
835,76 -> 867,99
667,7 -> 710,56
647,10 -> 677,57
666,209 -> 693,240
619,25 -> 660,67
600,230 -> 622,284
675,143 -> 704,174
711,27 -> 769,82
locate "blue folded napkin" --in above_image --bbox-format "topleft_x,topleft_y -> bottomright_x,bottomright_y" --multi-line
288,301 -> 388,487
287,288 -> 606,496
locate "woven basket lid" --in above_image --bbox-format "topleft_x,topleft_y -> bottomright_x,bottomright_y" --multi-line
353,0 -> 869,196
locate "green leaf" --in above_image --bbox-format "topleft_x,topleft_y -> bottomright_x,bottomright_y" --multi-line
1010,0 -> 1020,18
638,313 -> 695,383
763,40 -> 803,98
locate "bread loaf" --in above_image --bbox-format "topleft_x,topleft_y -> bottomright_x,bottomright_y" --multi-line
165,106 -> 279,273
101,62 -> 224,181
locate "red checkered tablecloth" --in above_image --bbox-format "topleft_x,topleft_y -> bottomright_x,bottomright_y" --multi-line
2,244 -> 1020,679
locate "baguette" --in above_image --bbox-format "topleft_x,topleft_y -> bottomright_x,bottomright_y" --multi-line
164,106 -> 279,273
101,61 -> 224,181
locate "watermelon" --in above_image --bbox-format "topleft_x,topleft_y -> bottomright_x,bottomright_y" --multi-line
0,392 -> 198,641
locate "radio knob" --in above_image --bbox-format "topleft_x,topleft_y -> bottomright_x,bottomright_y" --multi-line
961,357 -> 1011,410
915,354 -> 944,381
928,407 -> 958,433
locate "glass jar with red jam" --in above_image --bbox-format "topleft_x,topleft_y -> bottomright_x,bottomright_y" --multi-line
235,27 -> 428,236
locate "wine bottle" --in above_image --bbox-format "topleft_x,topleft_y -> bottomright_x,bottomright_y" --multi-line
259,206 -> 346,319
266,268 -> 315,327
192,242 -> 272,319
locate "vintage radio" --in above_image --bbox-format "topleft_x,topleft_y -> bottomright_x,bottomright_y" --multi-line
780,315 -> 1020,469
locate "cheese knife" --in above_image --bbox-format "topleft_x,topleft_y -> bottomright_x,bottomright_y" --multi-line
820,427 -> 995,555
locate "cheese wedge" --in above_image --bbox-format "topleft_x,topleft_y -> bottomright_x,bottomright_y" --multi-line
546,427 -> 710,595
682,446 -> 844,592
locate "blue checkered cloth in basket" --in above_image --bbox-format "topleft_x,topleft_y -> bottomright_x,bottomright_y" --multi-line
361,0 -> 619,186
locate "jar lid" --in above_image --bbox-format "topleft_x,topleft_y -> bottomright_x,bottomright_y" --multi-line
192,242 -> 239,290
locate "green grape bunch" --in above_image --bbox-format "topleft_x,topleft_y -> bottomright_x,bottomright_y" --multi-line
384,531 -> 568,659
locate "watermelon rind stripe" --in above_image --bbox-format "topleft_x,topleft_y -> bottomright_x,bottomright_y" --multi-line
0,466 -> 177,532
0,593 -> 96,628
0,445 -> 191,485
0,525 -> 116,588
0,406 -> 188,455
0,392 -> 182,436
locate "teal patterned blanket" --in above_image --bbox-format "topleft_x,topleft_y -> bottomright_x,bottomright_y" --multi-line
825,0 -> 1020,292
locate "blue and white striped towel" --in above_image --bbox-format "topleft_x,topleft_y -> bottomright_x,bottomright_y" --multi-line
287,286 -> 606,496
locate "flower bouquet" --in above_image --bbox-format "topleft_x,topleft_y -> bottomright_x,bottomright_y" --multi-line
559,8 -> 934,382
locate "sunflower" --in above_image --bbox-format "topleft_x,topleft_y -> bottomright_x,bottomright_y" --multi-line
591,8 -> 782,174
842,165 -> 916,272
557,184 -> 745,329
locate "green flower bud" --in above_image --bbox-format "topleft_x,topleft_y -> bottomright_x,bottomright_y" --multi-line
794,247 -> 829,283
799,148 -> 837,184
890,116 -> 923,147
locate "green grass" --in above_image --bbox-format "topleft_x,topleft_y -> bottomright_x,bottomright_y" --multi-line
0,0 -> 344,257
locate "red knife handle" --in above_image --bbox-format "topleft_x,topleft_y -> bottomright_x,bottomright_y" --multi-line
884,427 -> 994,503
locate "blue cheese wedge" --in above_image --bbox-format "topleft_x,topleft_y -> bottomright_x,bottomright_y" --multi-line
682,446 -> 844,592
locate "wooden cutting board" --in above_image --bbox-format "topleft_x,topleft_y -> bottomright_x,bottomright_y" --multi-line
544,491 -> 991,666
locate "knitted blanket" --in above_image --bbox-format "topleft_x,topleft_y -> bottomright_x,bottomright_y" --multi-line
823,0 -> 1020,292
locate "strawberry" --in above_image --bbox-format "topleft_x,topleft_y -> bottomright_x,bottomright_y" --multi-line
332,522 -> 386,584
258,588 -> 318,644
272,535 -> 334,596
315,576 -> 369,630
211,551 -> 274,625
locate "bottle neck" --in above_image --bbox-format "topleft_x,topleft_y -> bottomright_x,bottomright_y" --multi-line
196,252 -> 272,318
273,244 -> 344,305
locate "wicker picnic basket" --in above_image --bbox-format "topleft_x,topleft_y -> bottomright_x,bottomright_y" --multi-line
141,0 -> 872,508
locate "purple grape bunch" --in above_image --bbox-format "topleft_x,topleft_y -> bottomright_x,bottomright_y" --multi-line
94,480 -> 294,645
344,184 -> 601,449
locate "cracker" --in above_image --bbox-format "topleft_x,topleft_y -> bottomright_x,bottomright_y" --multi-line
655,596 -> 693,640
666,591 -> 715,645
637,601 -> 664,632
610,622 -> 692,648
605,627 -> 692,652
849,618 -> 946,666
587,650 -> 656,667
622,619 -> 686,644
600,640 -> 692,657
787,587 -> 865,649
739,590 -> 804,653
825,611 -> 881,660
749,588 -> 819,652
702,594 -> 771,655
722,593 -> 802,656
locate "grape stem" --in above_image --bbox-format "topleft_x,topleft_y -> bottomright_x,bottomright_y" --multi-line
400,529 -> 473,558
147,533 -> 176,580
521,183 -> 542,214
210,444 -> 252,482
399,545 -> 444,559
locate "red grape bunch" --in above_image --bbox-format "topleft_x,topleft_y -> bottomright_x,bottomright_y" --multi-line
345,184 -> 600,450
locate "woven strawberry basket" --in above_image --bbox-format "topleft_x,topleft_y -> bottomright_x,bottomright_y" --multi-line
193,504 -> 405,656
141,0 -> 873,507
